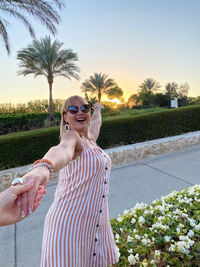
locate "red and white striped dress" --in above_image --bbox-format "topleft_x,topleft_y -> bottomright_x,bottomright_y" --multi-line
41,136 -> 119,267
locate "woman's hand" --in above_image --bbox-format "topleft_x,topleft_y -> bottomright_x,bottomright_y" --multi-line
92,102 -> 103,111
20,166 -> 50,218
0,181 -> 46,226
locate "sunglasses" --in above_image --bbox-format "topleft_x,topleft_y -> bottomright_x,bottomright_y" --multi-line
67,104 -> 90,114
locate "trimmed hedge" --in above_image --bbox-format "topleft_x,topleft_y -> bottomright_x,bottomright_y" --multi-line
0,105 -> 200,170
0,112 -> 60,135
0,127 -> 60,170
98,105 -> 200,148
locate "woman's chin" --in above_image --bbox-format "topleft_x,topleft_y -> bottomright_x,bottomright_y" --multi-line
73,124 -> 88,132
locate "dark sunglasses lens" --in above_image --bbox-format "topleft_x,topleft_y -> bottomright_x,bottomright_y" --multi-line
81,105 -> 90,113
68,106 -> 78,114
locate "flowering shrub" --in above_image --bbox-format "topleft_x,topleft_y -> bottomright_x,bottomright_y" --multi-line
110,185 -> 200,266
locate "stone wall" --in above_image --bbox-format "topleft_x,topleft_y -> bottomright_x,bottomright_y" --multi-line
1,131 -> 200,192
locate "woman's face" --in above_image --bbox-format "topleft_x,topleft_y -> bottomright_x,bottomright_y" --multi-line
63,99 -> 91,133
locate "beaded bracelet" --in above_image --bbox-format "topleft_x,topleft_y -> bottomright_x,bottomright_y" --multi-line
31,159 -> 54,178
33,159 -> 54,169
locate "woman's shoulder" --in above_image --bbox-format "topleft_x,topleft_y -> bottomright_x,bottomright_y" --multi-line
61,130 -> 83,152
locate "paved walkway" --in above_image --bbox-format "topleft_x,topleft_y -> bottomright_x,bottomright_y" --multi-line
0,144 -> 199,267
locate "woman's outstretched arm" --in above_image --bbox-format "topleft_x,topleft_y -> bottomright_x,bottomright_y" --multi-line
19,130 -> 82,218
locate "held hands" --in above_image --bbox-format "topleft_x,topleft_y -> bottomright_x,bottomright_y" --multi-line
0,181 -> 46,226
20,166 -> 50,218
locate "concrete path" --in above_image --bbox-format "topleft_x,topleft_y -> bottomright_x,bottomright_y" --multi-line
0,144 -> 200,267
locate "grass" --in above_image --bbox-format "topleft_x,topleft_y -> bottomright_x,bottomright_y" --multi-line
102,107 -> 166,121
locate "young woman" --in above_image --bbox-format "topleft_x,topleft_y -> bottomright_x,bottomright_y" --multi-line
19,95 -> 119,267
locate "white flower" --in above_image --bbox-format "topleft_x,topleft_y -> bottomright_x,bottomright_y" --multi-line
168,244 -> 175,252
138,216 -> 145,224
133,202 -> 147,210
127,235 -> 134,242
128,248 -> 133,253
120,228 -> 123,232
164,236 -> 171,242
177,241 -> 190,254
123,209 -> 129,215
194,223 -> 200,231
134,234 -> 141,240
128,254 -> 137,265
188,218 -> 196,227
154,250 -> 161,259
117,217 -> 122,222
141,238 -> 149,245
150,222 -> 169,231
115,245 -> 120,258
187,230 -> 194,238
127,253 -> 139,265
131,218 -> 136,224
115,233 -> 120,239
134,253 -> 139,261
152,199 -> 159,204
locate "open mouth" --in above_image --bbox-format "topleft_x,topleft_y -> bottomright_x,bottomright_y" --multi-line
76,117 -> 86,123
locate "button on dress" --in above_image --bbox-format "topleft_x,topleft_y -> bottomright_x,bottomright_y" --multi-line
41,136 -> 119,267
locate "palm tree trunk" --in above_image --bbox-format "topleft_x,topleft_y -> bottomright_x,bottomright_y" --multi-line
98,91 -> 101,103
48,81 -> 54,120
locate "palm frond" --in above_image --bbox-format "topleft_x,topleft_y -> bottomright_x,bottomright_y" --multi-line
0,18 -> 10,54
81,72 -> 117,101
0,0 -> 64,54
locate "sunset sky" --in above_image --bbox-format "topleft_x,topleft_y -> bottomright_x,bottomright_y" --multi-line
1,0 -> 200,103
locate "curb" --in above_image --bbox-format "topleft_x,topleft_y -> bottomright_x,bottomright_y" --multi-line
1,131 -> 200,191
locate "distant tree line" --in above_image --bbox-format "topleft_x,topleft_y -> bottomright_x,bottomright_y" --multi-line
128,78 -> 192,108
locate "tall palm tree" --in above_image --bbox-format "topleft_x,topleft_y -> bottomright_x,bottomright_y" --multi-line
139,78 -> 161,92
0,0 -> 63,54
81,72 -> 116,103
17,36 -> 80,120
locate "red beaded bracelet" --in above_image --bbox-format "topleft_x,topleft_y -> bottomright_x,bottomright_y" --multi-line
32,159 -> 54,177
32,159 -> 54,170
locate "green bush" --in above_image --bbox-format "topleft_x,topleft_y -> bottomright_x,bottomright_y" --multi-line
0,112 -> 60,135
0,127 -> 60,170
98,105 -> 200,148
0,105 -> 200,170
111,185 -> 200,266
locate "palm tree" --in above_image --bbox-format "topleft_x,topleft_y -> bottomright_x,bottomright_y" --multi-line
81,72 -> 116,103
106,86 -> 123,100
17,36 -> 80,120
139,78 -> 161,92
165,82 -> 179,99
128,94 -> 140,106
0,0 -> 63,54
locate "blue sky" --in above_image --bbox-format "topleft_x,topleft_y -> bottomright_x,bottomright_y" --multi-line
1,0 -> 200,103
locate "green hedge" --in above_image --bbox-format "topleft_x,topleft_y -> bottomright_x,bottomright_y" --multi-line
0,105 -> 200,170
98,105 -> 200,148
0,112 -> 60,135
0,127 -> 60,170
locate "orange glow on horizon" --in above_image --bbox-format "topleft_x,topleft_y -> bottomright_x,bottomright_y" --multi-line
102,98 -> 121,104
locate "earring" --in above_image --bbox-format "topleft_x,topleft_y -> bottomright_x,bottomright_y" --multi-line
65,123 -> 70,131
